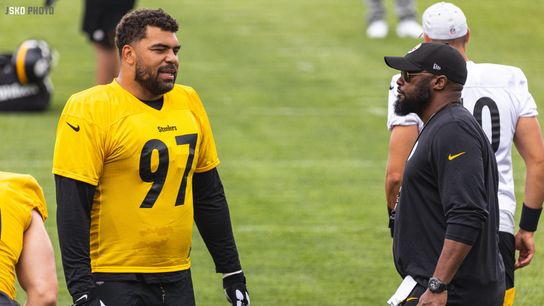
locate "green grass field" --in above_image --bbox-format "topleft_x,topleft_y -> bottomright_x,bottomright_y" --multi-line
1,0 -> 544,305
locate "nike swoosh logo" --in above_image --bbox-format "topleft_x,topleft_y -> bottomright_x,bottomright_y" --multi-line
67,122 -> 80,132
389,85 -> 394,90
448,152 -> 466,160
75,294 -> 88,302
406,297 -> 418,302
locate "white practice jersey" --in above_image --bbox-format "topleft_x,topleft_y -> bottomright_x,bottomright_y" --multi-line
387,61 -> 538,234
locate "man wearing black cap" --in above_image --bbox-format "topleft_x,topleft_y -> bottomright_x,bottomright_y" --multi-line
385,5 -> 544,305
384,43 -> 505,305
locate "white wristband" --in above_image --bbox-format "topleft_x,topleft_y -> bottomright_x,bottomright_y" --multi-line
222,270 -> 243,279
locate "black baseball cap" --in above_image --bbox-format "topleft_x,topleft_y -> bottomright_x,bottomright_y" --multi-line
384,42 -> 467,85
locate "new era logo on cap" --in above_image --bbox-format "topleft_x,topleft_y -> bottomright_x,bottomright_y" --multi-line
383,43 -> 467,85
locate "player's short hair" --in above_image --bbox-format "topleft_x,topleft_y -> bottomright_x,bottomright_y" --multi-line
115,8 -> 179,55
430,34 -> 469,46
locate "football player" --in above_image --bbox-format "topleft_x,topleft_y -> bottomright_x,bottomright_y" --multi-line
53,9 -> 249,306
0,172 -> 57,306
81,0 -> 135,84
385,3 -> 544,305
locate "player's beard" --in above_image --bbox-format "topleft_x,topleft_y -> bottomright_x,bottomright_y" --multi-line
135,60 -> 177,96
394,78 -> 432,117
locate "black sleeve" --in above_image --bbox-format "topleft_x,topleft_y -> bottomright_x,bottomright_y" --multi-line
433,122 -> 488,245
55,174 -> 96,297
193,168 -> 242,273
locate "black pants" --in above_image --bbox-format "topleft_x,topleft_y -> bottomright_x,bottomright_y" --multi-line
400,284 -> 426,306
93,271 -> 195,306
0,291 -> 19,306
400,282 -> 504,306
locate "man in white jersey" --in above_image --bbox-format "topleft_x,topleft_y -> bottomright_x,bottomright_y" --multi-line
385,2 -> 544,305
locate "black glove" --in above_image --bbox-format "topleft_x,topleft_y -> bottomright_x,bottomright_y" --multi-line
388,208 -> 396,238
223,272 -> 250,306
71,292 -> 102,306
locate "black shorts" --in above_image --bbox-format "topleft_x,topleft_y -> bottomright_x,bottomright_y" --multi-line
499,231 -> 515,289
82,0 -> 136,49
0,291 -> 19,306
92,270 -> 195,306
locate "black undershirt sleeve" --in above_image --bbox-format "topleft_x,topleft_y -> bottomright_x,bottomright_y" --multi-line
193,168 -> 242,273
54,174 -> 96,297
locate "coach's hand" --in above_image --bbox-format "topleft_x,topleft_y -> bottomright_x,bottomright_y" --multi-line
417,289 -> 447,306
223,272 -> 250,306
71,292 -> 103,306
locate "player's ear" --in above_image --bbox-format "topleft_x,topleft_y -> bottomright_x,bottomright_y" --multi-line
122,45 -> 136,65
423,33 -> 432,43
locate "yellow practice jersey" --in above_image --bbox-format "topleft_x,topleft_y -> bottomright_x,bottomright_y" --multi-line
0,172 -> 48,299
53,80 -> 220,273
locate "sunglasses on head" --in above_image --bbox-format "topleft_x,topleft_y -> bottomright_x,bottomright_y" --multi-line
401,70 -> 428,82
